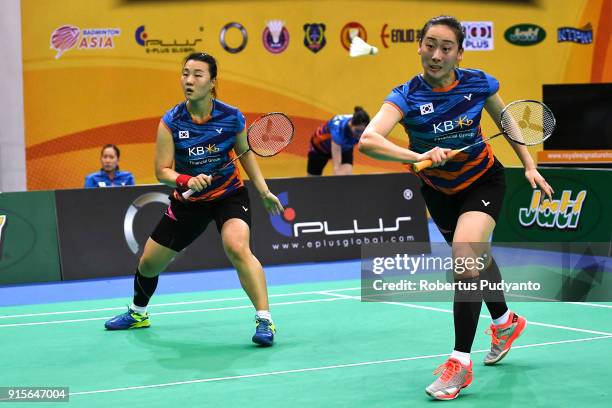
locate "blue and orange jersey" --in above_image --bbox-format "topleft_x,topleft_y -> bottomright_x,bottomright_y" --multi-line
309,114 -> 358,154
162,99 -> 246,201
385,68 -> 499,194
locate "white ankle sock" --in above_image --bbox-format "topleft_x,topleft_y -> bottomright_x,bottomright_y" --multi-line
130,304 -> 147,314
256,310 -> 272,322
450,350 -> 471,366
492,310 -> 511,326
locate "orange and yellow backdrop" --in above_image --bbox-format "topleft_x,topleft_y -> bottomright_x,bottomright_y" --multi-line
21,0 -> 611,190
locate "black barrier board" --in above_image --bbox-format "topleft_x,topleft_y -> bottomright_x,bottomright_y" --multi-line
55,173 -> 429,280
55,186 -> 230,280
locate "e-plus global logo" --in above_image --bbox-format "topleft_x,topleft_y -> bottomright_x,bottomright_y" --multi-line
269,192 -> 296,237
269,192 -> 412,238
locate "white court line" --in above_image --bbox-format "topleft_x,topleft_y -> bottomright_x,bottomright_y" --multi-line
3,283 -> 608,320
0,287 -> 362,320
69,334 -> 612,397
0,297 -> 349,328
318,291 -> 612,337
565,302 -> 612,309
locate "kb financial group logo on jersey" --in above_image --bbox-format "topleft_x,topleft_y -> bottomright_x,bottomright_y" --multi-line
504,24 -> 546,46
461,22 -> 494,51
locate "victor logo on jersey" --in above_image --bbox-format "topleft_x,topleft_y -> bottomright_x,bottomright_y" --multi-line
179,130 -> 190,139
419,103 -> 434,115
432,115 -> 474,133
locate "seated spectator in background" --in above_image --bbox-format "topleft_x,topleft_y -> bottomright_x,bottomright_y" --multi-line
307,106 -> 370,176
85,144 -> 135,188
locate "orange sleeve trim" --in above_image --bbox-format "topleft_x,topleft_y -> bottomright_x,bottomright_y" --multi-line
384,101 -> 405,118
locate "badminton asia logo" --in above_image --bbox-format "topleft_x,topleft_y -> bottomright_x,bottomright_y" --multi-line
269,192 -> 412,238
263,20 -> 289,54
518,190 -> 587,229
340,22 -> 367,51
50,25 -> 121,59
303,23 -> 326,53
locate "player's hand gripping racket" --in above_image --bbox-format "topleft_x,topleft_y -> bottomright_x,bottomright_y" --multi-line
413,100 -> 556,172
182,112 -> 294,198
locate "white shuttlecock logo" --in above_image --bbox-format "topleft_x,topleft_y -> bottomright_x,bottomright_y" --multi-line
349,36 -> 378,57
267,20 -> 285,43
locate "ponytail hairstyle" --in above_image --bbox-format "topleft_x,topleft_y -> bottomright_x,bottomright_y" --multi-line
351,106 -> 370,126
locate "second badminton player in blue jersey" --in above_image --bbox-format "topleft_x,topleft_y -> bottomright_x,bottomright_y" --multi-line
104,52 -> 284,347
359,16 -> 554,400
307,107 -> 370,175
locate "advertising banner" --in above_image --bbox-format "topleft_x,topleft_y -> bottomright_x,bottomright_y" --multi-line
0,191 -> 61,285
494,168 -> 612,244
54,173 -> 429,280
55,185 -> 230,280
251,173 -> 430,264
21,0 -> 611,190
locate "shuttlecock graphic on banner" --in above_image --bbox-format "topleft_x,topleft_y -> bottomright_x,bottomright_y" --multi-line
267,20 -> 285,43
50,25 -> 80,59
349,36 -> 378,57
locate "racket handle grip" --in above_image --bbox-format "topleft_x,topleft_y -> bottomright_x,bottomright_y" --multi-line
412,160 -> 433,173
412,149 -> 459,173
182,189 -> 195,199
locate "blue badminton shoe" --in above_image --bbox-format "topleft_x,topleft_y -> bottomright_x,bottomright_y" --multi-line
252,317 -> 275,346
104,308 -> 150,330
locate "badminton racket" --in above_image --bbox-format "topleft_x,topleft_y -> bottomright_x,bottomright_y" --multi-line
413,100 -> 556,172
182,112 -> 294,198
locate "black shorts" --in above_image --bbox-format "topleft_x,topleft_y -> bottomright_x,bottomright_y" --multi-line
150,187 -> 251,252
420,158 -> 506,243
307,148 -> 354,175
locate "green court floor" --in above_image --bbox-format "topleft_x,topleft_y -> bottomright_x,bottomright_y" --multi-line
1,279 -> 611,407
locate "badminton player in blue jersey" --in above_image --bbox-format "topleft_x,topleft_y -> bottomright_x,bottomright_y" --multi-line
307,106 -> 370,175
105,53 -> 284,347
359,16 -> 553,400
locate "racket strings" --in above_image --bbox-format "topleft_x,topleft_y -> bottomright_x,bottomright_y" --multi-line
248,113 -> 294,157
501,101 -> 556,146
